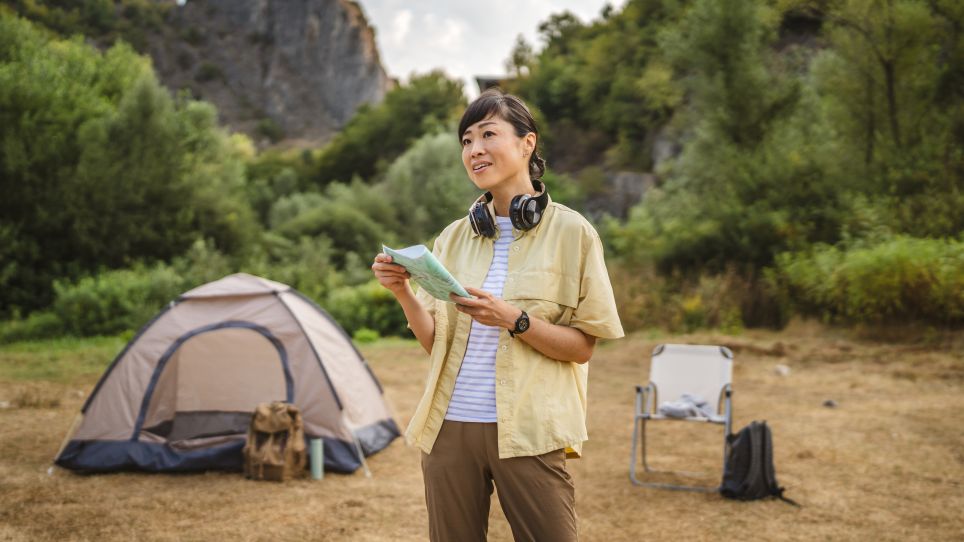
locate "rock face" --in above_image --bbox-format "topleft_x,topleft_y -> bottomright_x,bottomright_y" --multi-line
582,171 -> 655,221
148,0 -> 392,146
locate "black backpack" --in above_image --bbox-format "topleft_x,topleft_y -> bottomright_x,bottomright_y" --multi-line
721,421 -> 799,506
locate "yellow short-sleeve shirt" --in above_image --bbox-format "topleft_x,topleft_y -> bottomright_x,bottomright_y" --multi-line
406,198 -> 624,459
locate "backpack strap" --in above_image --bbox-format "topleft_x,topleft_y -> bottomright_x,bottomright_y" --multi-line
779,492 -> 801,507
744,421 -> 766,497
761,421 -> 801,507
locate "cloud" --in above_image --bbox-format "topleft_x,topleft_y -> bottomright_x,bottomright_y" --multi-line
434,17 -> 465,50
362,1 -> 618,96
389,10 -> 412,47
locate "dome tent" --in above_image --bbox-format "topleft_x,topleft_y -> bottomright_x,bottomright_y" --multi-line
55,273 -> 399,474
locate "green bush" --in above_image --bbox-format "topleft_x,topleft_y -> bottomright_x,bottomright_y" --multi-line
274,179 -> 396,267
0,311 -> 63,344
352,328 -> 380,344
607,261 -> 759,333
243,234 -> 340,303
52,265 -> 185,337
324,280 -> 409,338
772,237 -> 964,325
269,192 -> 326,230
169,238 -> 235,290
195,62 -> 224,83
256,117 -> 284,143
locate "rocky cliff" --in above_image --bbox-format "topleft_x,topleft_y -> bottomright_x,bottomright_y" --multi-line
148,0 -> 392,146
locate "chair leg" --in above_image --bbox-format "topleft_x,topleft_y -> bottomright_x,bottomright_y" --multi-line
630,417 -> 723,492
641,417 -> 651,472
721,423 -> 729,479
629,386 -> 646,485
721,390 -> 733,480
629,414 -> 642,484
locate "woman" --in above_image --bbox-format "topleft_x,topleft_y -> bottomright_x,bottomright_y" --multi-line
372,88 -> 623,541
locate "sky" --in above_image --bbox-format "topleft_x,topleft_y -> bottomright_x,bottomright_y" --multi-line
358,1 -> 620,98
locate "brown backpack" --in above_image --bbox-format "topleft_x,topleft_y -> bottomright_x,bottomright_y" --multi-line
243,402 -> 307,481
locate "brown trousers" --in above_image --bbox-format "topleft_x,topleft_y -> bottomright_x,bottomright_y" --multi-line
420,421 -> 577,542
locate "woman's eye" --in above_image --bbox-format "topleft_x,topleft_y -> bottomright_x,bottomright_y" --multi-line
483,131 -> 495,138
461,138 -> 470,146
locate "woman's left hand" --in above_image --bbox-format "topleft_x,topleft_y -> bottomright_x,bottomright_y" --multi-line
451,287 -> 520,329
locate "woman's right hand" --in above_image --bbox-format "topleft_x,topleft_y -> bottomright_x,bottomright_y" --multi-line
371,253 -> 411,296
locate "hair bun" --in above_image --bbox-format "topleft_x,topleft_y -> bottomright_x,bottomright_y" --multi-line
529,152 -> 546,180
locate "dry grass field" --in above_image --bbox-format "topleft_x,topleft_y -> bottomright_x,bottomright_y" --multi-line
1,321 -> 962,541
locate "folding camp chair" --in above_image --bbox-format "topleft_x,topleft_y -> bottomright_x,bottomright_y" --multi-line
629,343 -> 733,492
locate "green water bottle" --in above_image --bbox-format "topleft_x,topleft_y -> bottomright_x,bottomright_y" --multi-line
310,438 -> 324,480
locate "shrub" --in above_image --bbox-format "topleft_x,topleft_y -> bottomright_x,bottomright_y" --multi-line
274,182 -> 396,267
352,328 -> 380,344
244,235 -> 340,303
607,261 -> 757,333
772,237 -> 964,325
256,118 -> 284,143
195,62 -> 224,83
52,265 -> 185,337
269,192 -> 326,230
324,280 -> 409,338
0,311 -> 63,344
169,238 -> 235,290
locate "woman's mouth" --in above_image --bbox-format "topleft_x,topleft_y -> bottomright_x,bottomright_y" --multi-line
472,162 -> 491,173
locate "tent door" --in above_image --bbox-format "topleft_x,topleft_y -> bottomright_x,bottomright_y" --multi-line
138,324 -> 291,444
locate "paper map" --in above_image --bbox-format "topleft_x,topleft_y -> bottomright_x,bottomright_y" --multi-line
382,244 -> 472,302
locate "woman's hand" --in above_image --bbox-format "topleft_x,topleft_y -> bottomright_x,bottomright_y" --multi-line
371,253 -> 411,296
372,253 -> 435,353
450,287 -> 521,329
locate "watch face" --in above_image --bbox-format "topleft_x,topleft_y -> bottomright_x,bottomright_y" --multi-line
517,314 -> 530,332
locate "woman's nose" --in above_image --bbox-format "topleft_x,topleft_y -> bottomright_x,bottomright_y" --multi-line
469,139 -> 485,156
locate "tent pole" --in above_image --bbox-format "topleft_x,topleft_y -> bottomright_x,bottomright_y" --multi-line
48,411 -> 84,475
351,435 -> 372,478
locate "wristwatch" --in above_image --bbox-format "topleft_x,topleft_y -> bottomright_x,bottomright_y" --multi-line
509,310 -> 530,337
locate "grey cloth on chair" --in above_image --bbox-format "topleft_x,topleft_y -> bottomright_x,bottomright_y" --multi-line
658,393 -> 715,419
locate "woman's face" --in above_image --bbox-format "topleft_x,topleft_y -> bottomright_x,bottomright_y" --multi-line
460,114 -> 534,192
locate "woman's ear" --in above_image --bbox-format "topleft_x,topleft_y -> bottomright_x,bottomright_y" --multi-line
524,132 -> 537,155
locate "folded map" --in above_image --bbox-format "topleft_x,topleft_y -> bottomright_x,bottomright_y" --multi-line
382,244 -> 471,302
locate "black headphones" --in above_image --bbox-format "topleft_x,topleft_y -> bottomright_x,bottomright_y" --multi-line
468,180 -> 549,238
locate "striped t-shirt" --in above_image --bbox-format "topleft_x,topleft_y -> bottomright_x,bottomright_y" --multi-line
444,215 -> 514,423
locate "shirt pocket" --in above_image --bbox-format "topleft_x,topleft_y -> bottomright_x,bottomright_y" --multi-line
503,270 -> 579,326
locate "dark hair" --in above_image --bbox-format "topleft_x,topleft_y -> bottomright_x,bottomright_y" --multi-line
458,88 -> 546,181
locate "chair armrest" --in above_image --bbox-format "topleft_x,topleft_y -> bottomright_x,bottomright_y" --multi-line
715,383 -> 733,416
635,383 -> 655,416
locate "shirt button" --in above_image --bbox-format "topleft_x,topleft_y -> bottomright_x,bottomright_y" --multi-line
501,345 -> 508,351
500,379 -> 506,385
513,246 -> 520,252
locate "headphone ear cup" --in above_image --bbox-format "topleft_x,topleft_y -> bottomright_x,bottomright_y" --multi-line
525,198 -> 541,224
506,180 -> 548,232
509,194 -> 530,230
470,200 -> 496,238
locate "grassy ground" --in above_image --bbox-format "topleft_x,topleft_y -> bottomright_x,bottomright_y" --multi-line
0,321 -> 961,541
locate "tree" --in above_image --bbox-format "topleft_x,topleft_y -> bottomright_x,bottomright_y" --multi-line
614,0 -> 843,274
379,130 -> 477,243
0,14 -> 257,315
812,0 -> 964,236
504,34 -> 534,77
311,71 -> 465,187
510,0 -> 685,170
